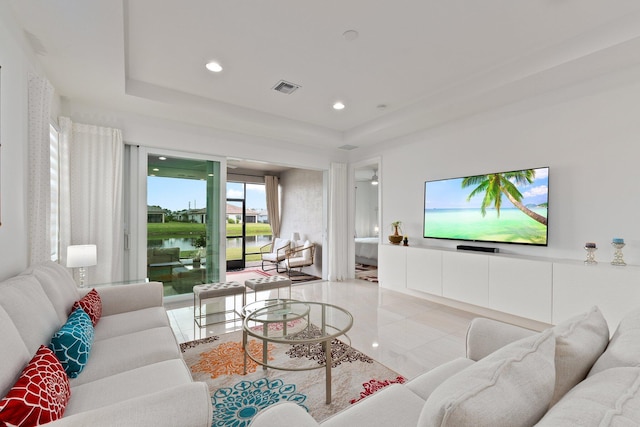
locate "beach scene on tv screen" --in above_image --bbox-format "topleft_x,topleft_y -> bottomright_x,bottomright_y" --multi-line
424,167 -> 548,245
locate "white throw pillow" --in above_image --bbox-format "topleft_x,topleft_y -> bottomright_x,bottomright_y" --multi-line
537,367 -> 640,426
589,307 -> 640,377
417,329 -> 556,427
302,240 -> 313,262
273,238 -> 290,253
549,306 -> 609,406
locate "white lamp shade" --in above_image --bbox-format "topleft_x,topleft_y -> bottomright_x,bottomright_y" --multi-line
66,245 -> 97,268
291,232 -> 301,242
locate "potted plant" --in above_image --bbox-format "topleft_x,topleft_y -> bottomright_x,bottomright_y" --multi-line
389,221 -> 403,245
193,232 -> 206,268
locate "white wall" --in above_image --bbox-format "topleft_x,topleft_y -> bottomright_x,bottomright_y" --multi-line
0,7 -> 37,279
354,72 -> 640,264
279,168 -> 323,278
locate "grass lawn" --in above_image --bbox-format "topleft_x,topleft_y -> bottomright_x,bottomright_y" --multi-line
147,222 -> 272,238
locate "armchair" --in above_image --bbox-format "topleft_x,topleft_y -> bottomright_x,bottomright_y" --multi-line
260,238 -> 290,272
281,241 -> 315,277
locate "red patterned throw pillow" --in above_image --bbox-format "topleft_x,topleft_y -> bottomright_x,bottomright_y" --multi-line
71,288 -> 102,326
0,345 -> 71,426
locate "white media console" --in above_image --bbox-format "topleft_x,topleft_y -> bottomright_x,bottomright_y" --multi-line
378,244 -> 640,331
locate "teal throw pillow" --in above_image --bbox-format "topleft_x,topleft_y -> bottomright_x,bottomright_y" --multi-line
49,307 -> 94,378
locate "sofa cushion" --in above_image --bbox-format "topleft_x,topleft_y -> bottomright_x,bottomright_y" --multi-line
65,359 -> 192,416
0,305 -> 31,402
69,326 -> 180,386
0,345 -> 70,426
93,306 -> 170,341
22,261 -> 79,324
418,329 -> 556,427
536,367 -> 640,426
49,308 -> 94,378
72,288 -> 102,327
323,384 -> 426,427
549,306 -> 609,406
0,275 -> 61,355
590,307 -> 640,377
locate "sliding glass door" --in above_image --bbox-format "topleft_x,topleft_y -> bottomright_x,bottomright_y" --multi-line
225,181 -> 271,270
146,154 -> 222,297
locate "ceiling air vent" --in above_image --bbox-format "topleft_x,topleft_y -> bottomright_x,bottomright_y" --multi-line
272,80 -> 301,95
338,145 -> 359,151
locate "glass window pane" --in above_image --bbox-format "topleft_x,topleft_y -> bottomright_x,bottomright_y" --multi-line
147,155 -> 220,296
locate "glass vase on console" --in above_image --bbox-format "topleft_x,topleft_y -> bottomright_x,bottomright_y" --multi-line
584,243 -> 597,265
611,238 -> 626,266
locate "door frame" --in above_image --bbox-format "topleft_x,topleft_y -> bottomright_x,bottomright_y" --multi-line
129,146 -> 228,302
349,156 -> 382,279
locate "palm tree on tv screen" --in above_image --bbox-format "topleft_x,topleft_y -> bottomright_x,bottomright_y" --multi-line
461,169 -> 547,226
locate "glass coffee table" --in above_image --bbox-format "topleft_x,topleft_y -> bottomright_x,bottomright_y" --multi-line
243,300 -> 353,404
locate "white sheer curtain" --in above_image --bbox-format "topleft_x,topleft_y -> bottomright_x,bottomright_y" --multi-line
59,117 -> 124,285
328,162 -> 349,281
265,175 -> 281,238
27,73 -> 54,265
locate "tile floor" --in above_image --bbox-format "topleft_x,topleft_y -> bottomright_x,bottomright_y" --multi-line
165,279 -> 479,380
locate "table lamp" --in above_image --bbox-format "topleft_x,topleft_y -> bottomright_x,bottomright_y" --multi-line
66,244 -> 97,288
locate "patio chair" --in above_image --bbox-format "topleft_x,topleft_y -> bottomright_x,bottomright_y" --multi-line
281,241 -> 315,277
260,237 -> 291,272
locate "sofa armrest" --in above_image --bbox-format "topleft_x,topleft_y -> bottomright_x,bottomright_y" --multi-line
466,317 -> 536,361
406,357 -> 475,400
250,402 -> 320,427
47,382 -> 211,427
96,281 -> 164,316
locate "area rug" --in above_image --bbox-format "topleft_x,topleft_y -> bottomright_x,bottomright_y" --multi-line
355,265 -> 378,283
227,267 -> 321,284
180,324 -> 405,426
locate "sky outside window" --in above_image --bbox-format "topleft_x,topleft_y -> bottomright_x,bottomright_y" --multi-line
148,177 -> 266,211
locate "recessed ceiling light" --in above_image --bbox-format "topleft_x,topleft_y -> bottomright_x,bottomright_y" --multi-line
152,168 -> 159,172
208,173 -> 214,177
158,156 -> 167,160
205,61 -> 223,73
333,101 -> 346,110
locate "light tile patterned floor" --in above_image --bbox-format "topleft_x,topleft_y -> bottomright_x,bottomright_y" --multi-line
165,279 -> 478,380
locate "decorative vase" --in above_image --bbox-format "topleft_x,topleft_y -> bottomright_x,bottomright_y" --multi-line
388,225 -> 403,245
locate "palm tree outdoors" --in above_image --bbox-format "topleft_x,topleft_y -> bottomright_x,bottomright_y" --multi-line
461,170 -> 547,226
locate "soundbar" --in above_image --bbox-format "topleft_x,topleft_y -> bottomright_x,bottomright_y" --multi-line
456,245 -> 499,253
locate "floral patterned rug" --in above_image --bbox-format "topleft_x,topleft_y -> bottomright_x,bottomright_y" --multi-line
180,323 -> 405,426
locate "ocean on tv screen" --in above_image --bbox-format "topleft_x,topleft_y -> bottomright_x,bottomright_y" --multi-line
424,207 -> 547,244
423,167 -> 549,245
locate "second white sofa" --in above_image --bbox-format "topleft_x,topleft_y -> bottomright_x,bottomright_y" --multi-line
252,305 -> 640,426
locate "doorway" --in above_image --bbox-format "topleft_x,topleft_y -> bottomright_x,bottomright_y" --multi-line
353,160 -> 381,281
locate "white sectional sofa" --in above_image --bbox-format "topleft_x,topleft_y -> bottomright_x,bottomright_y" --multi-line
252,306 -> 640,426
0,261 -> 211,426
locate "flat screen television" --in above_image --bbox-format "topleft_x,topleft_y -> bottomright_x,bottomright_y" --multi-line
423,167 -> 549,246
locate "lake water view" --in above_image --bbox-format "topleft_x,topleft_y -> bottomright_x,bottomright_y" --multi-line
148,235 -> 273,252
